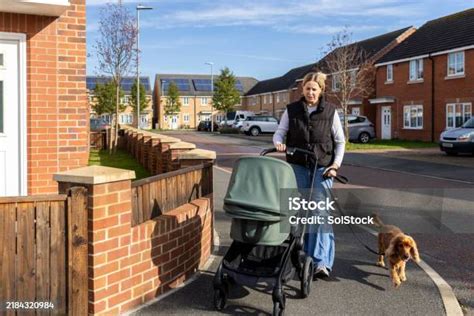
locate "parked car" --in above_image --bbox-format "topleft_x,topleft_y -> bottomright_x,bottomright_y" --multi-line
197,121 -> 219,132
231,119 -> 244,130
219,111 -> 255,128
90,118 -> 110,131
242,116 -> 279,136
340,115 -> 375,143
439,118 -> 474,155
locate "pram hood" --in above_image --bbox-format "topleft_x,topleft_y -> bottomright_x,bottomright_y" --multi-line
224,156 -> 298,219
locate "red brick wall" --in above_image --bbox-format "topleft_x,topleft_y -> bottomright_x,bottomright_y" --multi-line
0,0 -> 88,195
375,50 -> 474,141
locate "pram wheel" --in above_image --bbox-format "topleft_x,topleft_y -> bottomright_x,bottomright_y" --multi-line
213,288 -> 227,311
300,256 -> 313,298
272,295 -> 286,316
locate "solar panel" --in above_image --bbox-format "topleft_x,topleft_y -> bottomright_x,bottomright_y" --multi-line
235,80 -> 244,92
192,79 -> 212,91
161,78 -> 190,91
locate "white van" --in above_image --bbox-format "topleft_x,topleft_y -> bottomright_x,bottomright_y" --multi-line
219,111 -> 255,127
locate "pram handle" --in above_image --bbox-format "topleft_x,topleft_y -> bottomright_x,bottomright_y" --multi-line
259,146 -> 315,157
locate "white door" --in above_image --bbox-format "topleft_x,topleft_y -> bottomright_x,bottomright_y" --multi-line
171,115 -> 178,129
0,38 -> 22,196
381,106 -> 391,140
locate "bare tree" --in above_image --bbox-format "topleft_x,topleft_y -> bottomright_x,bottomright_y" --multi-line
322,28 -> 376,139
94,3 -> 137,153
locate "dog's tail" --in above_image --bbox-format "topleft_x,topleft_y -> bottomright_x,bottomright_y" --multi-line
372,213 -> 384,227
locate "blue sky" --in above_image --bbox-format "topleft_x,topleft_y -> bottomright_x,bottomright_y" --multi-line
86,0 -> 473,81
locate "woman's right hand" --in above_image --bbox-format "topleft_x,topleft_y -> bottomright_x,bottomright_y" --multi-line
275,143 -> 286,152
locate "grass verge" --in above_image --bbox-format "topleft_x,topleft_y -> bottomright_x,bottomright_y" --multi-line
89,149 -> 151,180
346,139 -> 438,151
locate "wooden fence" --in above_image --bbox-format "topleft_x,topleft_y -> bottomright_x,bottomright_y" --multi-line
131,163 -> 213,226
0,188 -> 88,315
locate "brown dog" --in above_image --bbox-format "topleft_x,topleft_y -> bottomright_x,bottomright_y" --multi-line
373,214 -> 420,288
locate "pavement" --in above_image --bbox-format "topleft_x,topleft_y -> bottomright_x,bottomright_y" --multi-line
131,166 -> 453,316
128,131 -> 471,316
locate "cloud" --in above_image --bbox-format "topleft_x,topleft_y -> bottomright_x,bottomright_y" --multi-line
275,24 -> 381,35
214,52 -> 305,63
131,0 -> 421,32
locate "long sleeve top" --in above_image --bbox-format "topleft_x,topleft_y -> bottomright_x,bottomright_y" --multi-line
273,106 -> 346,168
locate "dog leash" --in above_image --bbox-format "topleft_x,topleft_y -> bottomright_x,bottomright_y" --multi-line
325,176 -> 383,256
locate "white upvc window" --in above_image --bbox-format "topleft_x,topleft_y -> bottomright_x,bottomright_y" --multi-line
447,51 -> 464,76
386,64 -> 393,82
332,74 -> 341,92
409,59 -> 423,81
183,97 -> 189,105
183,113 -> 190,122
264,95 -> 267,104
403,105 -> 423,129
350,70 -> 357,87
276,94 -> 280,103
446,103 -> 471,129
201,97 -> 208,105
269,94 -> 273,103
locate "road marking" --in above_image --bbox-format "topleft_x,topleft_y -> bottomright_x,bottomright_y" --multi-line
346,162 -> 474,185
357,225 -> 463,316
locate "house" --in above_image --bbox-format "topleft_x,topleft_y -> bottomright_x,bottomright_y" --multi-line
153,74 -> 257,129
87,76 -> 153,129
373,8 -> 474,141
0,0 -> 88,196
295,27 -> 416,126
242,63 -> 315,119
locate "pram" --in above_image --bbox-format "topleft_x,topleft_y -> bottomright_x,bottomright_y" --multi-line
213,147 -> 320,316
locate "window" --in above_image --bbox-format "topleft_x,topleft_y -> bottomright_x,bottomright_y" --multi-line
263,95 -> 267,104
0,81 -> 3,133
269,95 -> 273,103
332,74 -> 341,91
120,114 -> 133,124
350,70 -> 357,87
183,114 -> 190,122
447,52 -> 464,76
276,94 -> 280,103
201,97 -> 208,105
446,103 -> 471,129
351,107 -> 360,116
409,59 -> 423,81
183,97 -> 189,105
386,64 -> 393,82
403,105 -> 423,129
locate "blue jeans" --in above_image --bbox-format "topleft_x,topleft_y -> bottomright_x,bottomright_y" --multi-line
290,163 -> 335,271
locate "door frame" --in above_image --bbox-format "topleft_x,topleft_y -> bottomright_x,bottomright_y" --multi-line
0,32 -> 27,195
381,106 -> 392,140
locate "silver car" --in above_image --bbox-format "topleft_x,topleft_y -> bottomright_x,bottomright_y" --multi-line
242,116 -> 279,136
340,115 -> 376,143
439,118 -> 474,155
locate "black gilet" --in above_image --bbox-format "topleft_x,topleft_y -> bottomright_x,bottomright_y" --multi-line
285,97 -> 335,168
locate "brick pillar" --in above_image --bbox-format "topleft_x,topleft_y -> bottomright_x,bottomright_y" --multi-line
54,166 -> 136,315
135,132 -> 144,161
147,136 -> 161,174
156,136 -> 180,174
141,134 -> 152,167
178,149 -> 216,168
168,142 -> 196,171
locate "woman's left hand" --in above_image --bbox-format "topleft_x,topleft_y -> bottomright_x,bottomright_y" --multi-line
323,164 -> 339,178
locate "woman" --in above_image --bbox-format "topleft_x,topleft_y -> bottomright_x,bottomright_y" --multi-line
273,71 -> 345,277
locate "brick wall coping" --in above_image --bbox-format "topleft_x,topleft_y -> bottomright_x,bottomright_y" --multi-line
158,136 -> 181,143
178,149 -> 216,160
53,166 -> 136,185
169,142 -> 197,150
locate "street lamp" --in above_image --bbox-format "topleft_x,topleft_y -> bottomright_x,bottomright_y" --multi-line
204,62 -> 214,132
136,4 -> 153,129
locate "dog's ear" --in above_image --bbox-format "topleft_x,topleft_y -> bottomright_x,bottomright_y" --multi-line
385,235 -> 400,258
407,236 -> 420,262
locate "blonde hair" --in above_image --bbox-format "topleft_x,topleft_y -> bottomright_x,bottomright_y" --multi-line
302,71 -> 327,93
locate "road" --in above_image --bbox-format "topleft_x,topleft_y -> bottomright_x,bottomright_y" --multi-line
137,131 -> 473,315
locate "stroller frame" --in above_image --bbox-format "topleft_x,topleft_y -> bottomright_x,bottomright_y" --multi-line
213,147 -> 319,316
